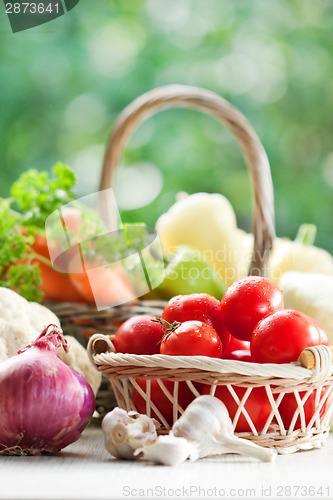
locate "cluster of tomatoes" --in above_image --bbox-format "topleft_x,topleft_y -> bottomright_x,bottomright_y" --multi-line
113,276 -> 328,431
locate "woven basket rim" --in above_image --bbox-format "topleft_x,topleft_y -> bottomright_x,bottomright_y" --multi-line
88,337 -> 333,384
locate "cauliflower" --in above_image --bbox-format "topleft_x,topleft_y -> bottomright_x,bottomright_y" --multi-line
0,287 -> 61,360
0,287 -> 101,395
58,335 -> 102,396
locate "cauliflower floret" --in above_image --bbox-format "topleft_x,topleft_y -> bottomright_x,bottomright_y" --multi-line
0,287 -> 101,394
28,301 -> 60,333
58,336 -> 101,395
0,288 -> 60,361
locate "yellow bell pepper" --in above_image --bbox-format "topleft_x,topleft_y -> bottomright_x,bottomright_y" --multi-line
268,224 -> 333,283
156,193 -> 253,287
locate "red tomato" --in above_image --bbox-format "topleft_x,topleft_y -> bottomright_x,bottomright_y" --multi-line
132,378 -> 195,426
223,350 -> 253,362
162,293 -> 229,347
201,384 -> 272,432
251,309 -> 324,364
223,333 -> 250,355
160,320 -> 222,358
278,387 -> 327,429
221,276 -> 284,341
113,315 -> 164,355
312,319 -> 329,346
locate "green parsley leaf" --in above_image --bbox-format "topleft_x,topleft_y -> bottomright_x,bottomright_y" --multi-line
0,200 -> 42,302
10,163 -> 76,231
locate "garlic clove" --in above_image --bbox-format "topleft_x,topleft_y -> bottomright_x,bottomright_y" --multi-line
102,407 -> 133,432
135,434 -> 199,466
212,435 -> 277,462
171,395 -> 276,463
102,407 -> 159,460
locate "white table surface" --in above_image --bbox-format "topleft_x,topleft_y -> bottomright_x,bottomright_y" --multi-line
1,426 -> 332,500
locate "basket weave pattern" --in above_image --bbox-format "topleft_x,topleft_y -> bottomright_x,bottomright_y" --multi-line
88,340 -> 333,454
83,85 -> 333,453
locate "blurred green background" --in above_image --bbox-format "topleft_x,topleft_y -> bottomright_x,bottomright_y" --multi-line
0,0 -> 332,253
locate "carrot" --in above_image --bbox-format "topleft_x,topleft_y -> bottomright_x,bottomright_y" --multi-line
29,232 -> 87,303
36,259 -> 86,303
68,254 -> 137,306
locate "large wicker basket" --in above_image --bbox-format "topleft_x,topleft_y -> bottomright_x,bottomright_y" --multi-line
48,84 -> 275,337
60,84 -> 333,452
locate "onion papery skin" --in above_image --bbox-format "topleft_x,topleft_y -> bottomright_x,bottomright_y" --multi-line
0,345 -> 95,455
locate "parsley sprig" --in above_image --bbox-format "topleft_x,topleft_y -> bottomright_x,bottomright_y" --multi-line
1,163 -> 77,301
11,163 -> 76,231
1,163 -> 164,303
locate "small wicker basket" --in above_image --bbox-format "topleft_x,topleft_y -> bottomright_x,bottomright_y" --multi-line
60,84 -> 333,453
88,338 -> 333,454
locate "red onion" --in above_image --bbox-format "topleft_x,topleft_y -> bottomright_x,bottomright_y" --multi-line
0,325 -> 95,455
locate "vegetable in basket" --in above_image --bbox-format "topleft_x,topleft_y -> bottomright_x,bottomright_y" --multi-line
251,309 -> 328,364
162,292 -> 229,346
156,192 -> 253,287
152,245 -> 227,300
0,325 -> 95,455
0,164 -> 84,303
220,276 -> 284,341
159,319 -> 222,358
268,224 -> 333,283
201,385 -> 272,433
132,378 -> 196,427
279,271 -> 333,344
155,192 -> 333,292
67,223 -> 164,306
113,315 -> 165,355
1,164 -> 158,306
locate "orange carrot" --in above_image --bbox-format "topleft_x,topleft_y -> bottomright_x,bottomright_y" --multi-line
68,254 -> 137,306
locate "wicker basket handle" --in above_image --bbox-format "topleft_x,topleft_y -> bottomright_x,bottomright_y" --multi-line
99,84 -> 275,276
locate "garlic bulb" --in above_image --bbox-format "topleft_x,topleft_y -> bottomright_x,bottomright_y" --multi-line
135,434 -> 198,466
102,407 -> 159,460
172,395 -> 276,462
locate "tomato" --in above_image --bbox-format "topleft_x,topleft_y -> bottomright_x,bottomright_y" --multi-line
162,293 -> 229,346
251,309 -> 325,364
278,387 -> 327,429
131,378 -> 195,426
221,276 -> 284,341
223,350 -> 253,362
113,315 -> 164,355
312,319 -> 329,346
223,333 -> 250,355
201,384 -> 272,432
160,320 -> 222,358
